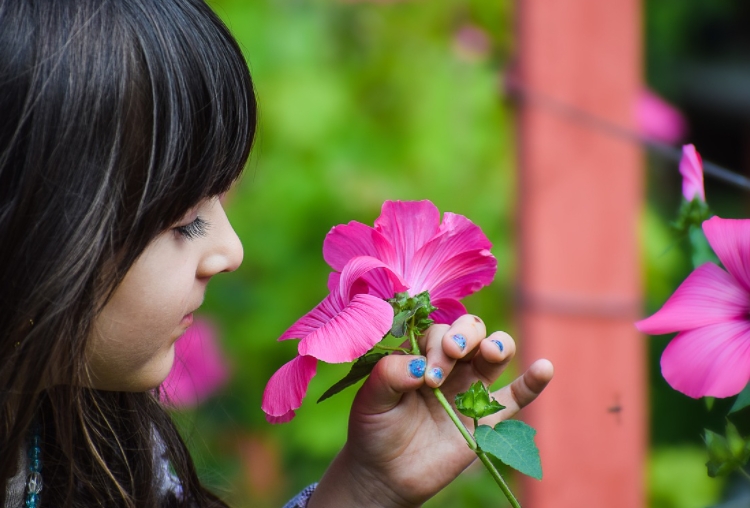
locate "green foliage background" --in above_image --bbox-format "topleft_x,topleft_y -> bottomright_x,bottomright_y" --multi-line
176,1 -> 519,506
169,1 -> 749,506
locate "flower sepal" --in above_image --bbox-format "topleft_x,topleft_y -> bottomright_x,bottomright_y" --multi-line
455,380 -> 505,426
704,422 -> 750,478
388,291 -> 437,338
673,198 -> 711,237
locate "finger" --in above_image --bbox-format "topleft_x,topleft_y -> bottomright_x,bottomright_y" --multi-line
470,332 -> 515,385
484,359 -> 554,424
419,324 -> 455,389
441,314 -> 487,360
352,354 -> 426,415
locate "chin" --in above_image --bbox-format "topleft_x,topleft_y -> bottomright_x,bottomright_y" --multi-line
116,343 -> 178,392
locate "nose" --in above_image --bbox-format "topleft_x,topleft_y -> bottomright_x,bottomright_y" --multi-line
197,200 -> 244,279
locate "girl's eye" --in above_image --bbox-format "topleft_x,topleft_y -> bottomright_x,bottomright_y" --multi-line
174,216 -> 209,240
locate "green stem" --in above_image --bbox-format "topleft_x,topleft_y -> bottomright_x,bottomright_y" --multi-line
477,450 -> 521,508
405,320 -> 521,507
739,466 -> 750,485
373,344 -> 411,353
432,387 -> 521,508
407,319 -> 420,355
432,388 -> 476,450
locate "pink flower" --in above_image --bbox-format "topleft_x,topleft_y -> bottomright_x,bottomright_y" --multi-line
636,88 -> 687,144
161,319 -> 230,408
636,216 -> 750,398
262,264 -> 399,423
453,24 -> 491,62
262,200 -> 497,423
679,144 -> 705,203
324,200 -> 497,324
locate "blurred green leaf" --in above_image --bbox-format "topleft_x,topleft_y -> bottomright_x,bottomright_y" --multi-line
730,382 -> 750,414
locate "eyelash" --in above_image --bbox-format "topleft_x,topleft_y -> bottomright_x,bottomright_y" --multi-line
174,216 -> 209,240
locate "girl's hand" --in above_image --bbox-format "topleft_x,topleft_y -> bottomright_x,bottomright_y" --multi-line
308,315 -> 554,508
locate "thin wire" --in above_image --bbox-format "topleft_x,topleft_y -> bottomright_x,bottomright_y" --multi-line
510,84 -> 750,192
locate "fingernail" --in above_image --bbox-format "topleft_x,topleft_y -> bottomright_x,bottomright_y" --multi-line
492,339 -> 504,352
452,334 -> 467,352
428,367 -> 444,384
409,357 -> 426,378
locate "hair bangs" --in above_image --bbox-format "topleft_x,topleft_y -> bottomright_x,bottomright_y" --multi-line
123,0 -> 256,236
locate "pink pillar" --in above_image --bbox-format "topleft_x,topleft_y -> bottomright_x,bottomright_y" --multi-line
517,0 -> 646,507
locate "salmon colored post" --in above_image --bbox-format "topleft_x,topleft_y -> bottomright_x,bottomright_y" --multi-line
517,0 -> 646,507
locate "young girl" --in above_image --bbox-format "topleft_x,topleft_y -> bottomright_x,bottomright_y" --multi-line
0,0 -> 553,506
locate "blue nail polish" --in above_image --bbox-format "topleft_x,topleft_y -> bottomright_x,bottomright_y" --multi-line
409,358 -> 426,378
429,367 -> 444,382
452,334 -> 467,351
492,339 -> 504,352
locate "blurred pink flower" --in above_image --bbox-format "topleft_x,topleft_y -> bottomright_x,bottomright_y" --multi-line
636,216 -> 750,398
161,319 -> 230,408
453,24 -> 491,62
262,200 -> 497,423
679,144 -> 706,203
636,88 -> 687,144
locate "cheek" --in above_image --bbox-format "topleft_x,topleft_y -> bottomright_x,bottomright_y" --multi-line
86,239 -> 198,390
88,314 -> 182,390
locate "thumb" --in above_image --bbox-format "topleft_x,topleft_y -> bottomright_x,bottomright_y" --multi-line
352,354 -> 426,415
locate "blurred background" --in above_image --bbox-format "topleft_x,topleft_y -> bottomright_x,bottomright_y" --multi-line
166,0 -> 750,506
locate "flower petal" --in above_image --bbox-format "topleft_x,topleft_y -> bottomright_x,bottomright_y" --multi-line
279,293 -> 344,341
412,249 -> 496,300
636,263 -> 749,335
323,221 -> 396,272
703,217 -> 750,293
162,319 -> 230,408
338,255 -> 407,300
661,320 -> 750,398
374,201 -> 442,275
261,355 -> 318,420
266,412 -> 295,424
430,298 -> 467,325
407,212 -> 493,293
679,144 -> 705,202
280,258 -> 403,344
297,293 -> 393,363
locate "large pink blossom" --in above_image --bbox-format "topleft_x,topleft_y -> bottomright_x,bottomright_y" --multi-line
262,200 -> 497,423
161,319 -> 230,408
679,144 -> 705,203
324,200 -> 496,323
636,216 -> 750,398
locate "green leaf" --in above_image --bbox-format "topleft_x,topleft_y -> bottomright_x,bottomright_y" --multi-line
455,380 -> 505,420
317,352 -> 388,403
476,420 -> 542,480
390,310 -> 412,338
730,382 -> 750,414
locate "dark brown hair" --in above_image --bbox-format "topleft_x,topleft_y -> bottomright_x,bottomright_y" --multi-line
0,0 -> 256,505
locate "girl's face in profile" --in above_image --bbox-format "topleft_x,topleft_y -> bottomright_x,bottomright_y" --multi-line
86,196 -> 243,391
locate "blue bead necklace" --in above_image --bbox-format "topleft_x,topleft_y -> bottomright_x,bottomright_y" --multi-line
25,424 -> 42,508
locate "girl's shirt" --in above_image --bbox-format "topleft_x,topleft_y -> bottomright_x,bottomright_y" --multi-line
4,441 -> 316,508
